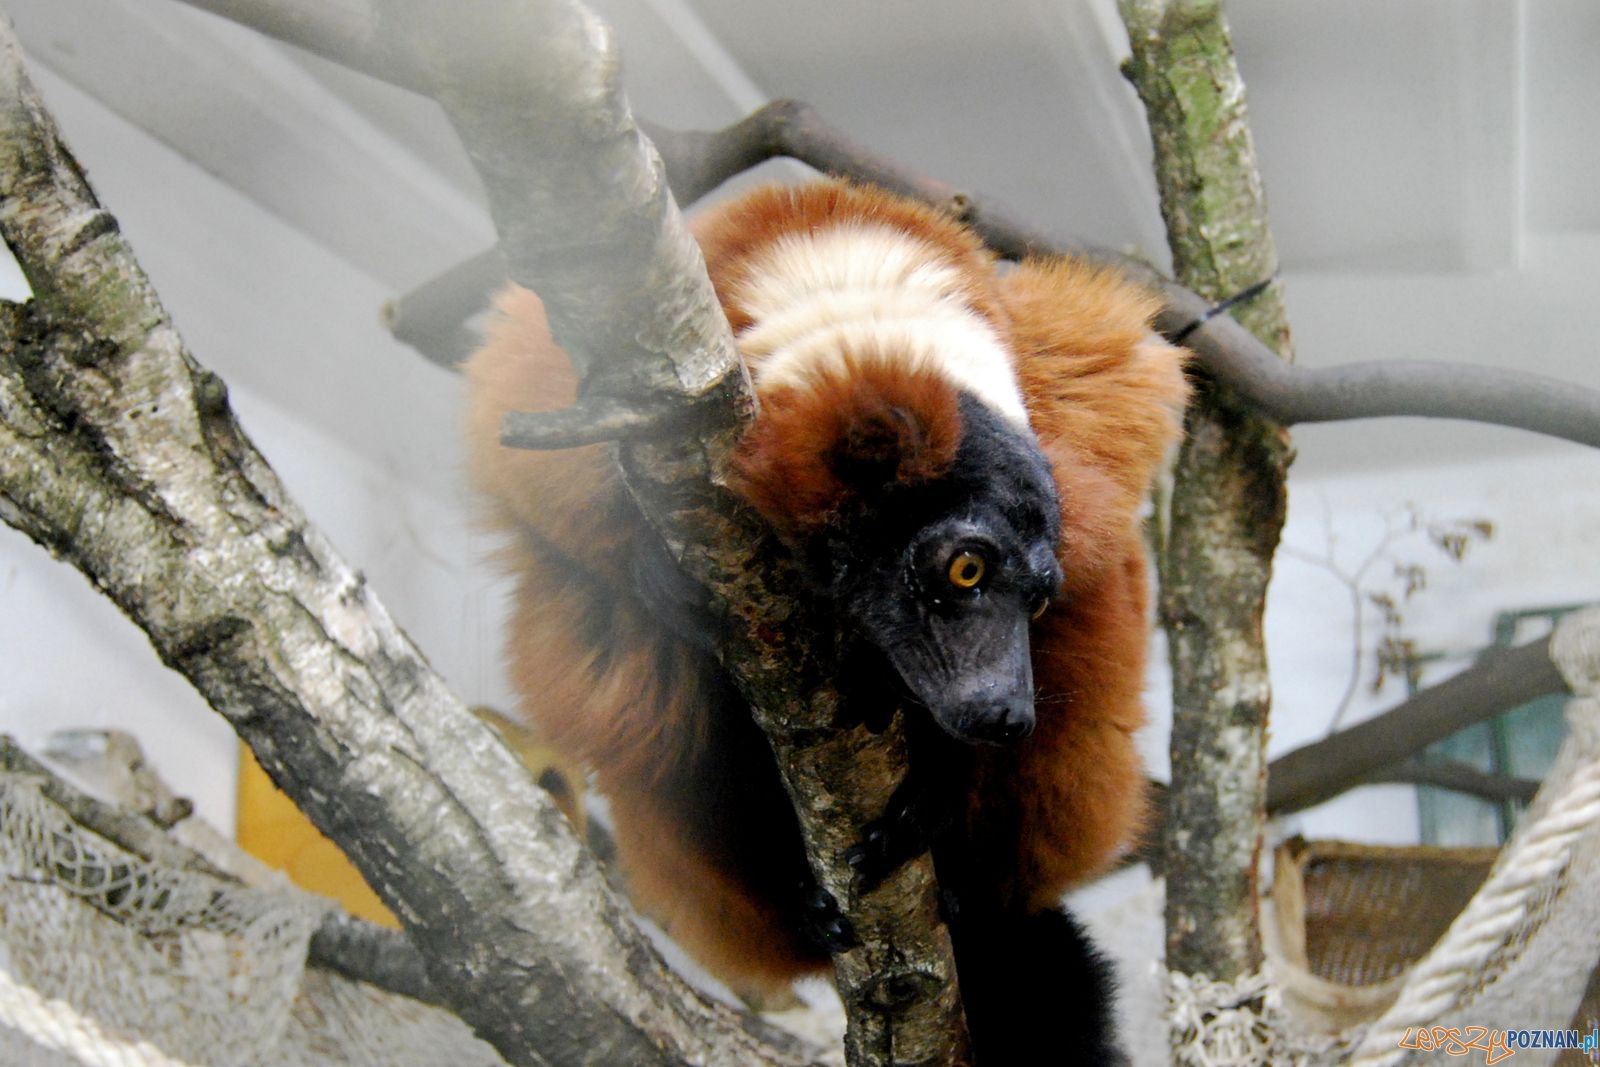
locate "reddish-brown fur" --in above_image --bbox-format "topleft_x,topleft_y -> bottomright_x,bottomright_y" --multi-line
733,354 -> 963,533
463,180 -> 1188,992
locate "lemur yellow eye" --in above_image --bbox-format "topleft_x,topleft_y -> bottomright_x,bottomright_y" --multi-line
947,552 -> 985,589
1031,599 -> 1049,621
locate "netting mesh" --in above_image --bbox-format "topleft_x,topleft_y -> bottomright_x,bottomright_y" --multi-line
0,776 -> 320,1065
0,766 -> 509,1067
1166,967 -> 1339,1067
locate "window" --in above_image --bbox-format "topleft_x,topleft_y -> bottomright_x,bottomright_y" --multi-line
1416,605 -> 1584,846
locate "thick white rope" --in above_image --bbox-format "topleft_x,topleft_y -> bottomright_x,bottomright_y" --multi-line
0,968 -> 202,1067
1552,606 -> 1600,697
1349,607 -> 1600,1065
1350,751 -> 1600,1064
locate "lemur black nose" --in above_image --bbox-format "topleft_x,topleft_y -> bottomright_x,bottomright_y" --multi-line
961,701 -> 1036,745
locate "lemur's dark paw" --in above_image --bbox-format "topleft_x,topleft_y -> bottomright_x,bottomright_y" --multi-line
938,885 -> 962,923
801,881 -> 858,952
844,790 -> 928,889
843,830 -> 885,882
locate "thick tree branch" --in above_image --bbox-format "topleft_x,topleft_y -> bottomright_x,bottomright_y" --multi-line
1128,635 -> 1568,865
1121,0 -> 1290,987
0,24 -> 816,1067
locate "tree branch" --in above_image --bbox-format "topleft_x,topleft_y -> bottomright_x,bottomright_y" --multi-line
380,247 -> 503,370
304,912 -> 443,1005
1127,634 -> 1568,865
0,23 -> 816,1067
401,4 -> 968,1060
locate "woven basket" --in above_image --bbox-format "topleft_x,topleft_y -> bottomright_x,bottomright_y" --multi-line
1269,835 -> 1600,1058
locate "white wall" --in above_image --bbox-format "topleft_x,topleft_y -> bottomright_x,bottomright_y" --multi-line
0,379 -> 514,831
1274,444 -> 1600,844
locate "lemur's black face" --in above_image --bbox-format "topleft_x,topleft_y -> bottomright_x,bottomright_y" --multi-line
821,397 -> 1063,746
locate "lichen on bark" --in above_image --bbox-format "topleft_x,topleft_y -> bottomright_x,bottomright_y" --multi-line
1118,0 -> 1294,988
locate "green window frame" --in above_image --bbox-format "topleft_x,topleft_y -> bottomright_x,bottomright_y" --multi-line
1416,604 -> 1585,847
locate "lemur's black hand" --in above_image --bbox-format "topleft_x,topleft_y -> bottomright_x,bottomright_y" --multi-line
798,878 -> 857,953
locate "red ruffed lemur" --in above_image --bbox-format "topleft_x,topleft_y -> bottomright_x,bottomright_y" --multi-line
464,179 -> 1189,1065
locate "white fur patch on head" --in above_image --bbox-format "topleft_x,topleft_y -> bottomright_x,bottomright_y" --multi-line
734,224 -> 1029,427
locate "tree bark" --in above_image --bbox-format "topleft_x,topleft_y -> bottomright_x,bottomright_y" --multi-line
0,22 -> 815,1067
1118,0 -> 1292,990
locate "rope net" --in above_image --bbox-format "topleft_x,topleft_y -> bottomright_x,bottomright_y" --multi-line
0,756 -> 507,1067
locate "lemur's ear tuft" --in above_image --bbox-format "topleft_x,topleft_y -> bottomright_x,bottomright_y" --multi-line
732,356 -> 962,534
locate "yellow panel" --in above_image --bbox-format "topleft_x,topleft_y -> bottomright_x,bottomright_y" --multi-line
235,709 -> 585,933
236,744 -> 399,929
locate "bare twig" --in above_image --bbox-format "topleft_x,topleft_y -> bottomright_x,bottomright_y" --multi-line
1280,510 -> 1426,734
1282,506 -> 1496,735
